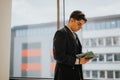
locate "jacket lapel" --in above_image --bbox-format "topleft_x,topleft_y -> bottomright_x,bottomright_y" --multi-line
64,26 -> 82,48
64,26 -> 75,38
64,26 -> 78,45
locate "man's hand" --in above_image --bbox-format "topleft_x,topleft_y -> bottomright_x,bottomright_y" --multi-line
79,56 -> 91,64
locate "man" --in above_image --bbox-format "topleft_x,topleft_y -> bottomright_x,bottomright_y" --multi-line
53,10 -> 90,80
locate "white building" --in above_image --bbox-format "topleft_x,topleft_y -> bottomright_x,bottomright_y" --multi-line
10,14 -> 120,80
81,14 -> 120,80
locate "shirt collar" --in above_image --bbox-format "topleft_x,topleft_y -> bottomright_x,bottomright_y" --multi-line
66,25 -> 73,33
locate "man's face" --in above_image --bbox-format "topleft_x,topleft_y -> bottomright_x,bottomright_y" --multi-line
71,19 -> 85,32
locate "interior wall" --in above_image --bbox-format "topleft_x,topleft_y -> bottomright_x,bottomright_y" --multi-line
0,0 -> 12,80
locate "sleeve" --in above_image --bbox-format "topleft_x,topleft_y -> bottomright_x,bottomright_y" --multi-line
53,30 -> 76,66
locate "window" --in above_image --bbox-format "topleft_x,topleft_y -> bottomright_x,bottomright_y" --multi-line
95,22 -> 100,30
84,71 -> 90,78
83,39 -> 90,47
91,39 -> 97,47
105,21 -> 111,29
113,37 -> 119,45
11,0 -> 120,79
111,20 -> 117,28
82,24 -> 87,31
115,71 -> 120,78
86,22 -> 95,31
100,21 -> 106,30
98,38 -> 104,46
92,71 -> 98,78
114,53 -> 120,61
11,0 -> 57,78
91,23 -> 95,30
92,58 -> 97,62
106,37 -> 112,46
117,19 -> 120,28
106,54 -> 113,61
100,71 -> 105,78
107,71 -> 113,78
99,54 -> 104,62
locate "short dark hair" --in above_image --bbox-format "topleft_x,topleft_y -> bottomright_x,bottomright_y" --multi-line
69,10 -> 87,23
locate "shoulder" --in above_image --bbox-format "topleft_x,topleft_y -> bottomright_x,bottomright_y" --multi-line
53,27 -> 67,39
55,27 -> 67,35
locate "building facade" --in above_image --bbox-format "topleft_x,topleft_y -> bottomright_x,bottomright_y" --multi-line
82,14 -> 120,80
10,23 -> 57,78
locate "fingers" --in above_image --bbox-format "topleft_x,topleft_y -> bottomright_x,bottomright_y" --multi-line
83,56 -> 92,60
79,56 -> 91,64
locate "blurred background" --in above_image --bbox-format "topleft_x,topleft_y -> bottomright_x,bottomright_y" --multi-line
10,0 -> 120,80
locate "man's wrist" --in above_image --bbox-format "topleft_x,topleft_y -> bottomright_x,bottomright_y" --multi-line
75,58 -> 80,64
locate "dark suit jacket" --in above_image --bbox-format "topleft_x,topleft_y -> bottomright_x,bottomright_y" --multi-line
53,26 -> 83,80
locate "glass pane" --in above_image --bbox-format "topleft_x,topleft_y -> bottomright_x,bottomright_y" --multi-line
11,0 -> 57,26
83,39 -> 89,47
111,20 -> 116,28
115,71 -> 120,78
107,71 -> 113,78
100,71 -> 105,78
98,38 -> 104,46
106,54 -> 113,61
92,71 -> 98,78
117,19 -> 120,28
10,0 -> 120,80
114,53 -> 120,61
64,1 -> 120,80
84,71 -> 90,78
105,21 -> 111,29
106,37 -> 112,46
11,0 -> 57,78
99,54 -> 104,61
113,37 -> 119,45
92,58 -> 97,62
91,39 -> 97,47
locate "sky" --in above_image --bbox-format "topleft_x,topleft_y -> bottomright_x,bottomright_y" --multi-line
11,0 -> 120,27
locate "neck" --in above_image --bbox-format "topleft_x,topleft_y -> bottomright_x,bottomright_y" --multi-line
66,23 -> 72,30
66,23 -> 75,33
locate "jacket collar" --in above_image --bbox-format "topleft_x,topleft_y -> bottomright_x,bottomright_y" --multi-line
64,26 -> 76,40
